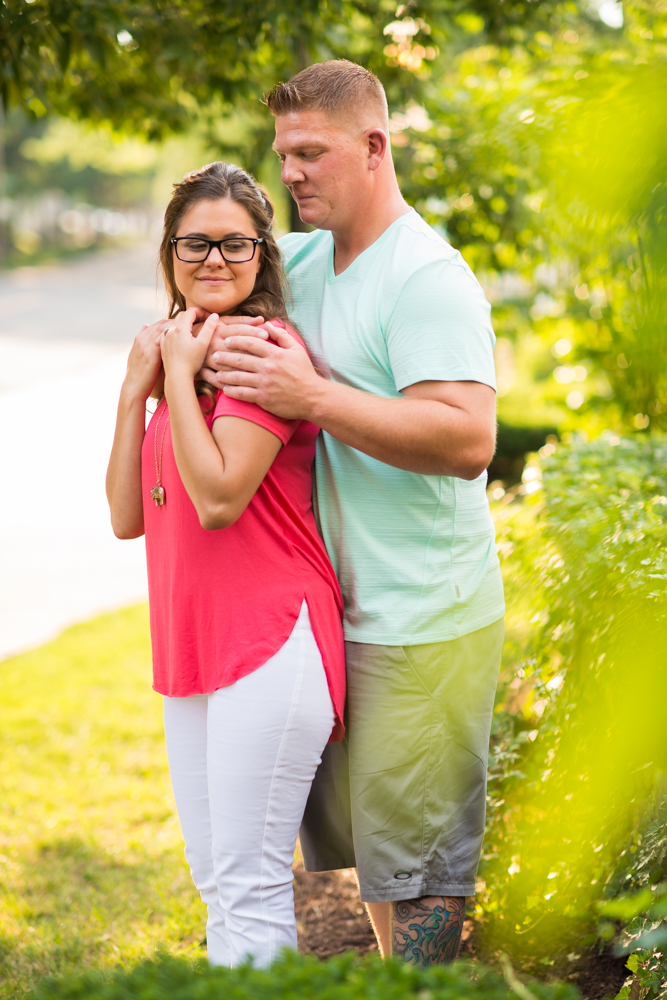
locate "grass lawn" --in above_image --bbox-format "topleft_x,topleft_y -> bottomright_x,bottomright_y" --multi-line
0,606 -> 206,998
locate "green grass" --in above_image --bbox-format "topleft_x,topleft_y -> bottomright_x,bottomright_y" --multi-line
0,606 -> 206,998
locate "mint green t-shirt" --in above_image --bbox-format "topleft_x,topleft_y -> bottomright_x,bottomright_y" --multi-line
280,209 -> 504,645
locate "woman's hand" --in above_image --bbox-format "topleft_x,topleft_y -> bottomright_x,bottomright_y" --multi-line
161,308 -> 219,381
124,319 -> 169,400
109,319 -> 171,539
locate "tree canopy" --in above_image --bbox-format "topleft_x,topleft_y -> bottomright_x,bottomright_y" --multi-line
2,0 -> 666,431
2,0 -> 578,133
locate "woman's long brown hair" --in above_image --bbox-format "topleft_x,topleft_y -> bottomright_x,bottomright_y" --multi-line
159,161 -> 289,406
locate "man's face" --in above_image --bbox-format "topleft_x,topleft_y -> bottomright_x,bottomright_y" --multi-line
273,109 -> 370,230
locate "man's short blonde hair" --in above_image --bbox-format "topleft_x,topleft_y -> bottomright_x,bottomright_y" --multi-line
265,60 -> 388,127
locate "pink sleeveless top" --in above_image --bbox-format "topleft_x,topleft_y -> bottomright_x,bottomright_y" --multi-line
141,324 -> 345,740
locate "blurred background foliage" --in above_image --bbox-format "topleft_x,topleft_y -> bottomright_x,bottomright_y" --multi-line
2,0 -> 667,992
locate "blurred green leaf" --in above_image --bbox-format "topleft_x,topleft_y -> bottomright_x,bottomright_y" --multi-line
600,889 -> 655,921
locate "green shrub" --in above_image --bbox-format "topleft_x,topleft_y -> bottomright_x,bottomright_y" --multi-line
27,951 -> 580,1000
479,434 -> 667,972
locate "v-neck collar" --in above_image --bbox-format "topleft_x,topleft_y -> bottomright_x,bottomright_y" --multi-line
326,210 -> 414,285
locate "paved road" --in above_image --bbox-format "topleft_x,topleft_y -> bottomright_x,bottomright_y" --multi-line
0,243 -> 168,659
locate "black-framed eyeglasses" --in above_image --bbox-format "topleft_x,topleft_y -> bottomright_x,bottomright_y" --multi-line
171,236 -> 264,263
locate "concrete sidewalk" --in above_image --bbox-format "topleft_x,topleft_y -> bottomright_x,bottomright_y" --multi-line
0,243 -> 167,659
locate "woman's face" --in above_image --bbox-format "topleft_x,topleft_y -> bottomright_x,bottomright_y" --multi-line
172,197 -> 262,315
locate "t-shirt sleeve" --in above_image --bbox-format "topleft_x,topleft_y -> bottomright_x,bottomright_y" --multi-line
385,257 -> 497,392
212,394 -> 298,446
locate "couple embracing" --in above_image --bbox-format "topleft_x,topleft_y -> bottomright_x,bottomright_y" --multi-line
107,59 -> 504,970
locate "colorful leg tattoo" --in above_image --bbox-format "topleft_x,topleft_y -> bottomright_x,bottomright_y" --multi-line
391,895 -> 465,966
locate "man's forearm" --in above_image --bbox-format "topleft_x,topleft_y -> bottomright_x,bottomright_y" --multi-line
207,327 -> 495,478
305,379 -> 490,478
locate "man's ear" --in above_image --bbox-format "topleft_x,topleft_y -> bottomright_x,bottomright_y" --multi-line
366,127 -> 389,171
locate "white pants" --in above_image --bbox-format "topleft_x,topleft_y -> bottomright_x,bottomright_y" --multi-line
163,603 -> 334,968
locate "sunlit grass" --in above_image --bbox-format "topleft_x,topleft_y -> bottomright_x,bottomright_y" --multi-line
0,605 -> 205,998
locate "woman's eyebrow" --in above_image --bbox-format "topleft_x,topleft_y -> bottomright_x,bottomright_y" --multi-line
181,231 -> 251,239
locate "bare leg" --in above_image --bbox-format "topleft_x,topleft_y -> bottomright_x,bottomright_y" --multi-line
354,870 -> 392,957
364,900 -> 391,957
391,896 -> 465,966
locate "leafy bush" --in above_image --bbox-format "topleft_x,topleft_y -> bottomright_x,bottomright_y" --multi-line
597,801 -> 667,1000
479,434 -> 667,974
27,951 -> 580,1000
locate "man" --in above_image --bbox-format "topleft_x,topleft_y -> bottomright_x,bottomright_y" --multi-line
201,60 -> 504,965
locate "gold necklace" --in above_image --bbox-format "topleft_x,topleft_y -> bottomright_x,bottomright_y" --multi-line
150,400 -> 169,507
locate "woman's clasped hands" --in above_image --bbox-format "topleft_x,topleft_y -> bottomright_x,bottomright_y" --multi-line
160,308 -> 220,381
124,310 -> 270,401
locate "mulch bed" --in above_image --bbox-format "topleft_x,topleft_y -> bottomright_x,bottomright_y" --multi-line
293,864 -> 629,999
293,860 -> 378,958
576,952 -> 630,1000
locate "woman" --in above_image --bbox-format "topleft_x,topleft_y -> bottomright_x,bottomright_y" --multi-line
106,161 -> 345,969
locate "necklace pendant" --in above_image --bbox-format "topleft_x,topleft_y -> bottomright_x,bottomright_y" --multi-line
151,485 -> 166,507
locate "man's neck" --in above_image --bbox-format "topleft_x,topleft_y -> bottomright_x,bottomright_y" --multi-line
331,185 -> 410,276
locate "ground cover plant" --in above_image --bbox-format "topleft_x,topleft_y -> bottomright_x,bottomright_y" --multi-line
26,950 -> 580,1000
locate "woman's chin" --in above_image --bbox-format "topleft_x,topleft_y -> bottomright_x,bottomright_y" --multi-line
188,294 -> 245,317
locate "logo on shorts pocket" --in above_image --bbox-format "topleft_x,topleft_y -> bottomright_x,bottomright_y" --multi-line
394,872 -> 412,880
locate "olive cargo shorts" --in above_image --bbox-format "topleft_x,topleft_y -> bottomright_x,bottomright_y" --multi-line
299,618 -> 504,903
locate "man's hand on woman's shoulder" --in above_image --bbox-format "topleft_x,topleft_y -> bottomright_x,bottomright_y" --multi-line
197,314 -> 269,386
202,323 -> 322,421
